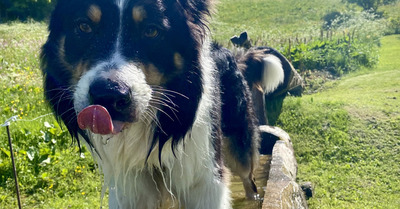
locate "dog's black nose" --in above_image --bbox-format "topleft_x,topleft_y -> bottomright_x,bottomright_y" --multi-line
89,78 -> 135,122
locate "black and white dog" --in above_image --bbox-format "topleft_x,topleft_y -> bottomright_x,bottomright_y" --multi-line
41,0 -> 285,208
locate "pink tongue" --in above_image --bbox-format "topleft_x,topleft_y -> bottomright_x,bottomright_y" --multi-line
77,105 -> 114,135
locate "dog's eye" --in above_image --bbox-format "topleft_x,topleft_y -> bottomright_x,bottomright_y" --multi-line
144,26 -> 159,38
79,23 -> 92,33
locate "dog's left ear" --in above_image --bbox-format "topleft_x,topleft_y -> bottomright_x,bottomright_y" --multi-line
178,0 -> 213,12
168,0 -> 214,42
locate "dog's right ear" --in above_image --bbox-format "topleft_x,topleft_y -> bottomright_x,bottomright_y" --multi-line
176,0 -> 214,14
231,31 -> 251,48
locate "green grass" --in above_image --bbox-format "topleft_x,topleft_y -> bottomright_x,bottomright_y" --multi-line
211,0 -> 347,46
278,35 -> 400,208
0,22 -> 105,209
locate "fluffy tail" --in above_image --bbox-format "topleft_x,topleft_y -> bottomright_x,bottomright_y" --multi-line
261,55 -> 284,94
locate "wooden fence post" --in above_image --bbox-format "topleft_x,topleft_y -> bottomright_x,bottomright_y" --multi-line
320,29 -> 324,40
288,38 -> 291,62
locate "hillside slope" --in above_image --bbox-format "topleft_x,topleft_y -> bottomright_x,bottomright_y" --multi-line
211,0 -> 345,44
278,35 -> 400,208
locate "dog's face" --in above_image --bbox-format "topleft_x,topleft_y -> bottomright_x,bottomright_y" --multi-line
41,0 -> 212,149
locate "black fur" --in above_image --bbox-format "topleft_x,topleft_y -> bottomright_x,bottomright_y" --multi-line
211,43 -> 260,198
212,43 -> 259,166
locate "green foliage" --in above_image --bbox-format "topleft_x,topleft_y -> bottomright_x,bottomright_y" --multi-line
288,37 -> 379,75
322,11 -> 349,30
380,0 -> 400,34
288,10 -> 386,75
211,0 -> 347,46
0,22 -> 104,208
214,0 -> 388,76
0,120 -> 103,208
0,0 -> 55,21
343,0 -> 384,10
0,22 -> 48,120
277,35 -> 400,208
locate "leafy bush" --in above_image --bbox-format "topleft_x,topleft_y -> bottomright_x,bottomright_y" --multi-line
342,0 -> 383,11
287,10 -> 387,75
380,0 -> 400,34
387,16 -> 400,34
322,11 -> 350,30
329,10 -> 387,41
288,37 -> 379,75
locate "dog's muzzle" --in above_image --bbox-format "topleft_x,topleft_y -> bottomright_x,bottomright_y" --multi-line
77,78 -> 137,135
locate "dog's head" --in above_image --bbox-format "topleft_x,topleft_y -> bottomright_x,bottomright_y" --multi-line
41,0 -> 213,151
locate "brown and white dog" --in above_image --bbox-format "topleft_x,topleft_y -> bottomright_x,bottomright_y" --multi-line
41,0 -> 286,208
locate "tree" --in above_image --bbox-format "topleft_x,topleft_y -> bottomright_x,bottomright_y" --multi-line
0,0 -> 56,21
0,0 -> 12,21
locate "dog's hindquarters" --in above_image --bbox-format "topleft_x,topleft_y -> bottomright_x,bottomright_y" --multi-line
212,44 -> 261,200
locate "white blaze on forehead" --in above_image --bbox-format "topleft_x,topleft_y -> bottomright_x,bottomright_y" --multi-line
74,0 -> 153,121
115,0 -> 127,10
114,0 -> 127,54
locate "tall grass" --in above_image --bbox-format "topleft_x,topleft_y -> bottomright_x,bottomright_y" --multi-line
0,23 -> 104,208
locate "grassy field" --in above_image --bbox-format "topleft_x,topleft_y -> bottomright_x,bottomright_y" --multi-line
278,35 -> 400,208
0,23 -> 104,208
0,0 -> 399,208
211,0 -> 347,45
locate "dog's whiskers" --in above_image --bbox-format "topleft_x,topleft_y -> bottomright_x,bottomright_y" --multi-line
139,113 -> 152,125
149,98 -> 179,114
150,95 -> 175,105
44,85 -> 74,94
143,107 -> 166,135
58,107 -> 77,124
149,104 -> 175,122
150,97 -> 179,112
149,100 -> 180,123
151,86 -> 189,100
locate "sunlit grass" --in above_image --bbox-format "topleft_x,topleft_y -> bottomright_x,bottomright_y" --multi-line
210,0 -> 347,46
278,35 -> 400,208
0,22 -> 48,126
0,22 -> 105,208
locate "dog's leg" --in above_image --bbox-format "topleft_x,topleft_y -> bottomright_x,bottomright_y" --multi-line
239,170 -> 258,200
182,173 -> 232,209
223,136 -> 259,200
251,85 -> 268,125
107,169 -> 165,209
